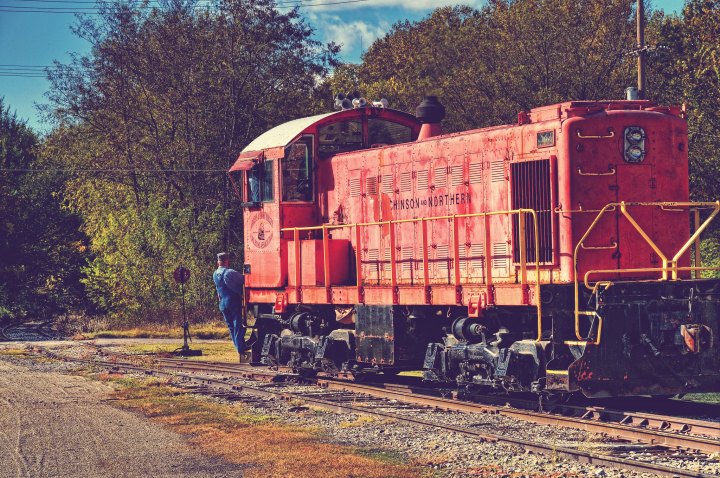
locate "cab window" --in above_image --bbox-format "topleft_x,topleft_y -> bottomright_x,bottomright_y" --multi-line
368,119 -> 412,146
282,138 -> 313,202
318,120 -> 363,158
247,160 -> 274,203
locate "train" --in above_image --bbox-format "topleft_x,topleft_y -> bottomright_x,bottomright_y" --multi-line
228,93 -> 720,400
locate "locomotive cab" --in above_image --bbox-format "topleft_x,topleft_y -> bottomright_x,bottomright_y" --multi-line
229,107 -> 421,290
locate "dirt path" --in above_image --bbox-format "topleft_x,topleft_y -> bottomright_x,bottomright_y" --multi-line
0,357 -> 244,477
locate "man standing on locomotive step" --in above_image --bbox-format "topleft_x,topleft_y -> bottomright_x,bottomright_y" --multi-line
213,252 -> 251,359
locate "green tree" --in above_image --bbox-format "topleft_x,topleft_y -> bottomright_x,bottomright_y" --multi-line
43,0 -> 337,322
0,99 -> 89,320
338,1 -> 642,132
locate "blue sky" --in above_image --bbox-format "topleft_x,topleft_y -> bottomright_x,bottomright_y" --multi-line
0,0 -> 686,131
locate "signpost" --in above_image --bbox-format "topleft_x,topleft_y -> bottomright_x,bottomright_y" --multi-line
172,265 -> 202,357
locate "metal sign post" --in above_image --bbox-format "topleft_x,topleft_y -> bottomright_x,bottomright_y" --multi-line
172,265 -> 202,357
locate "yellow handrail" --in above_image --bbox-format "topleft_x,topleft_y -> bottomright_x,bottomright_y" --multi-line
573,201 -> 720,344
619,202 -> 669,280
281,208 -> 544,341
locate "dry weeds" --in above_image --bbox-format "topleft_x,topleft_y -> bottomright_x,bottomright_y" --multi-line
102,377 -> 422,478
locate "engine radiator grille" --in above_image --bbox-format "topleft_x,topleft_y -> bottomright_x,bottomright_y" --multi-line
511,159 -> 553,263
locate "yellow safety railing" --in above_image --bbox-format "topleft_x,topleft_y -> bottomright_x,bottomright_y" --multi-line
281,209 -> 545,341
573,201 -> 720,344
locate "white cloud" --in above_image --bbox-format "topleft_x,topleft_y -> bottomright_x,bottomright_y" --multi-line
321,16 -> 390,53
304,1 -> 486,60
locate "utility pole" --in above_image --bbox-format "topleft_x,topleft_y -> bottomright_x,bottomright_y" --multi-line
637,0 -> 646,99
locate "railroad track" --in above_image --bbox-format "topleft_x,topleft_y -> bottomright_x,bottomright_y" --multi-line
102,358 -> 720,477
153,358 -> 720,454
29,347 -> 720,477
0,320 -> 57,341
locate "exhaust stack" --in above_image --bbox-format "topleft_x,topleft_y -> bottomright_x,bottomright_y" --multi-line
416,96 -> 446,141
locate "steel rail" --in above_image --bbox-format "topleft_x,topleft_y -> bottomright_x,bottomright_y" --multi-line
78,357 -> 717,478
0,319 -> 53,341
154,358 -> 720,454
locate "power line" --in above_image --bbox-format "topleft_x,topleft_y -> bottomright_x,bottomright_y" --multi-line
0,0 -> 369,12
1,168 -> 231,173
1,0 -> 344,4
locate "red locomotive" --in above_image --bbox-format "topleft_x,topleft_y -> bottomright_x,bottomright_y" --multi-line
229,95 -> 720,399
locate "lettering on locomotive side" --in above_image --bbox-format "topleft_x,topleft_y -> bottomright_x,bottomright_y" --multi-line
391,191 -> 471,211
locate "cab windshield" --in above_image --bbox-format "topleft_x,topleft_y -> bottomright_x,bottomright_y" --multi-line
282,137 -> 313,202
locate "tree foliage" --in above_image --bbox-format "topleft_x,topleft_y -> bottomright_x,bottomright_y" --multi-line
338,1 -> 638,132
43,0 -> 337,321
0,99 -> 89,320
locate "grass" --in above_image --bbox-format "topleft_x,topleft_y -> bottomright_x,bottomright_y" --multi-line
122,342 -> 240,362
681,393 -> 720,404
74,322 -> 230,340
96,375 -> 422,478
397,370 -> 423,377
0,347 -> 30,357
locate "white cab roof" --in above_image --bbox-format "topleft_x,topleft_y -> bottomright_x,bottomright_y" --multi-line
241,111 -> 338,153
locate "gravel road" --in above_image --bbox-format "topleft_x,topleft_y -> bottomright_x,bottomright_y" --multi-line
0,356 -> 244,478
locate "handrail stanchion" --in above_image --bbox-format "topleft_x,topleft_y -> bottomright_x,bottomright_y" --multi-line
526,209 -> 542,341
694,209 -> 702,279
519,211 -> 527,292
484,213 -> 493,304
389,220 -> 398,304
355,224 -> 363,303
293,228 -> 301,303
421,219 -> 430,304
452,215 -> 461,303
322,225 -> 331,302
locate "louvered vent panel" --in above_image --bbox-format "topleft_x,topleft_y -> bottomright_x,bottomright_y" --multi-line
365,249 -> 379,281
434,167 -> 448,188
436,244 -> 449,273
382,175 -> 394,194
417,170 -> 429,190
366,248 -> 379,261
492,242 -> 509,269
450,165 -> 463,187
469,162 -> 482,184
383,249 -> 391,274
366,176 -> 377,196
459,245 -> 468,270
470,243 -> 485,269
401,246 -> 413,277
400,171 -> 412,192
349,178 -> 361,197
511,159 -> 553,263
490,162 -> 505,182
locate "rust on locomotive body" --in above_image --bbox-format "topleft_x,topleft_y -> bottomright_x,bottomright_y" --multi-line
229,95 -> 720,399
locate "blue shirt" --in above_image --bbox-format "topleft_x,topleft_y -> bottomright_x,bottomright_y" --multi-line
213,266 -> 244,311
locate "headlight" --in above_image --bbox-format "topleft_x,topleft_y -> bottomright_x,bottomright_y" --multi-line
626,128 -> 644,143
624,126 -> 646,163
626,145 -> 644,162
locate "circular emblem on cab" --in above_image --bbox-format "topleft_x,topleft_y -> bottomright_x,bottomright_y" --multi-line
249,212 -> 274,249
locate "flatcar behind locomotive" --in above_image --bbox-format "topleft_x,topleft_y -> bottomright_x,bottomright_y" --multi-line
229,95 -> 720,399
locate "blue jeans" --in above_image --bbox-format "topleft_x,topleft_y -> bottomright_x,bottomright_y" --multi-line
221,306 -> 246,352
